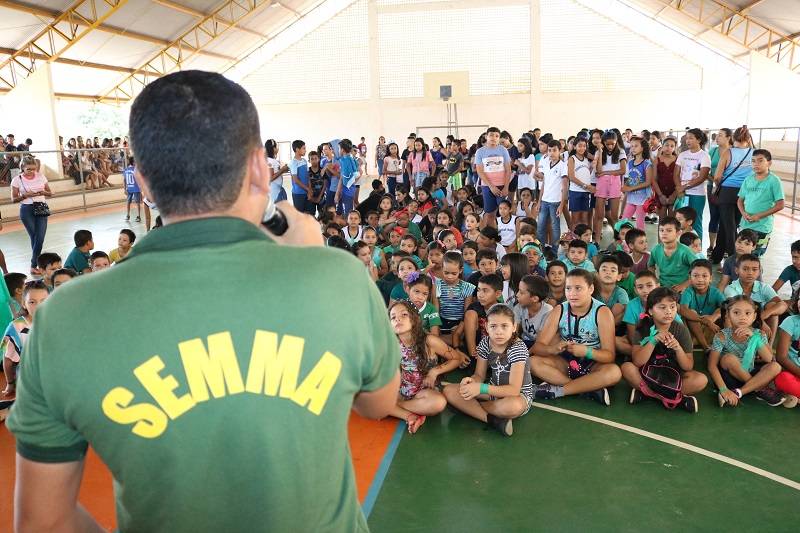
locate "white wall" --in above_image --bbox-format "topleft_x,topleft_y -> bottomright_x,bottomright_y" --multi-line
0,63 -> 61,178
748,51 -> 800,127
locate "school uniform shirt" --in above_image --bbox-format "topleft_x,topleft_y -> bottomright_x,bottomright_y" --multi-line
675,149 -> 711,196
541,158 -> 567,203
435,279 -> 476,320
568,154 -> 592,193
64,247 -> 90,273
597,286 -> 629,309
476,337 -> 534,403
513,302 -> 553,345
0,279 -> 15,337
624,298 -> 686,326
617,272 -> 636,300
779,315 -> 800,366
288,157 -> 309,196
6,217 -> 399,533
723,280 -> 778,307
123,166 -> 140,193
647,243 -> 695,288
414,301 -> 442,332
563,258 -> 595,272
680,286 -> 725,316
778,265 -> 800,295
496,215 -> 518,247
517,154 -> 537,190
267,157 -> 283,201
474,145 -> 511,187
738,171 -> 784,234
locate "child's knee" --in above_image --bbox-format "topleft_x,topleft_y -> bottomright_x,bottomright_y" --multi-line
428,391 -> 448,414
762,361 -> 782,377
719,353 -> 740,370
442,384 -> 459,400
598,363 -> 622,385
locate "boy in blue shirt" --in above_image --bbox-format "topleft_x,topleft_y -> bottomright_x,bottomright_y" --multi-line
63,230 -> 93,274
123,157 -> 141,222
334,139 -> 361,215
289,140 -> 311,215
623,270 -> 686,345
680,259 -> 724,352
724,254 -> 787,345
563,239 -> 595,272
773,239 -> 800,300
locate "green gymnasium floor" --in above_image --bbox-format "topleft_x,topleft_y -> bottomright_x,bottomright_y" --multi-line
2,206 -> 799,531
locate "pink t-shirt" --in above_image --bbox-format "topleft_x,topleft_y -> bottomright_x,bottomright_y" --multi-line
11,173 -> 48,204
407,152 -> 433,176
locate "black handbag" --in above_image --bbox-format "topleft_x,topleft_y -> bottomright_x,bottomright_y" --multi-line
710,147 -> 750,204
19,178 -> 51,217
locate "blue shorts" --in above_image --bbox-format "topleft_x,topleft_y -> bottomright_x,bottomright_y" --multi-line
481,186 -> 506,214
568,191 -> 591,212
127,192 -> 141,203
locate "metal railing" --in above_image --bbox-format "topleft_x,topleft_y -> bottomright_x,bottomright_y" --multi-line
1,146 -> 131,219
663,126 -> 800,213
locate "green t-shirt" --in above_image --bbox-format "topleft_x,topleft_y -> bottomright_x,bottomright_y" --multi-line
64,246 -> 90,273
680,286 -> 725,316
617,272 -> 636,300
0,280 -> 13,338
647,243 -> 694,288
737,171 -> 784,234
406,222 -> 423,242
415,301 -> 442,332
7,217 -> 399,533
779,315 -> 800,367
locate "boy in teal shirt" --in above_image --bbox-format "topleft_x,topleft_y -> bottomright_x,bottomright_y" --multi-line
63,229 -> 93,274
773,239 -> 800,301
563,239 -> 595,272
737,149 -> 784,256
680,259 -> 725,351
647,216 -> 694,292
724,254 -> 787,346
624,270 -> 683,345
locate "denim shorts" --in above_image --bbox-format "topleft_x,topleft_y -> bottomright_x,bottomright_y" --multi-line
568,191 -> 591,212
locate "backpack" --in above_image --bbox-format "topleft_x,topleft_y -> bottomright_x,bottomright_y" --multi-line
638,354 -> 683,409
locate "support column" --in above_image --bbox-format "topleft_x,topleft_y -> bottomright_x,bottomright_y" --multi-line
529,0 -> 542,127
367,0 -> 383,174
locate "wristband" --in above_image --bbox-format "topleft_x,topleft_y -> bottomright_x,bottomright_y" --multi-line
480,383 -> 489,395
649,336 -> 658,346
586,347 -> 593,360
719,387 -> 728,394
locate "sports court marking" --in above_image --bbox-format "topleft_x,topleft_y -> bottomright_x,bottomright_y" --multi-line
532,403 -> 800,491
362,421 -> 405,518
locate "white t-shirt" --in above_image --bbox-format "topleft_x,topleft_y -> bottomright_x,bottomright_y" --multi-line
384,157 -> 405,184
516,154 -> 537,191
268,157 -> 283,201
676,149 -> 711,196
568,154 -> 593,193
540,158 -> 567,203
11,173 -> 48,204
496,214 -> 518,247
495,243 -> 507,261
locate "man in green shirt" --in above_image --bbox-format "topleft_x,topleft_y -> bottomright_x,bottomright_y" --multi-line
8,71 -> 400,533
647,216 -> 695,292
737,149 -> 785,256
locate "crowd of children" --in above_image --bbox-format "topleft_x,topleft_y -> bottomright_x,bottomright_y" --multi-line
2,125 -> 797,437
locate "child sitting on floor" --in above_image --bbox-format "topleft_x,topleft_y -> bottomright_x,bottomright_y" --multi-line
624,287 -> 707,412
435,252 -> 475,345
594,255 -> 631,356
109,229 -> 136,264
625,228 -> 649,275
724,254 -> 787,346
717,229 -> 758,291
680,259 -> 724,352
403,272 -> 441,336
444,303 -> 534,437
708,296 -> 785,407
772,239 -> 800,300
90,251 -> 111,272
514,275 -> 553,353
545,260 -> 567,306
462,273 -> 503,366
388,300 -> 465,433
775,289 -> 800,404
2,280 -> 49,397
563,239 -> 595,272
679,232 -> 705,260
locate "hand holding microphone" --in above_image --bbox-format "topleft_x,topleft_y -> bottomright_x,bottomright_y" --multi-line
262,200 -> 323,246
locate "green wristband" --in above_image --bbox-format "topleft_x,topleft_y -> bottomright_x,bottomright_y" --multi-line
649,336 -> 658,346
586,347 -> 593,360
480,383 -> 489,395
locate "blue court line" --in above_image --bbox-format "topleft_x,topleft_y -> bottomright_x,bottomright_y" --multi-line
361,421 -> 405,518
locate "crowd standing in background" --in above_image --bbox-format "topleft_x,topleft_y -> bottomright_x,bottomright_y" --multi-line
2,125 -> 797,435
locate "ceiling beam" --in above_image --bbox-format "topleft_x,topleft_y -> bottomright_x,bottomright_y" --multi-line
100,0 -> 271,103
0,0 -> 129,91
0,87 -> 129,102
151,0 -> 266,38
0,0 -> 236,61
0,46 -> 160,76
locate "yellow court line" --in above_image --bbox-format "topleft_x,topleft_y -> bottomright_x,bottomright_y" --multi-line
533,403 -> 800,492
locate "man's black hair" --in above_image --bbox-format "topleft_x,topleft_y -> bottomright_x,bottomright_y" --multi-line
291,140 -> 305,152
478,273 -> 503,292
129,71 -> 261,217
4,272 -> 26,296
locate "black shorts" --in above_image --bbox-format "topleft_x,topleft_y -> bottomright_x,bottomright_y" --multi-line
440,317 -> 461,334
719,363 -> 765,390
508,175 -> 519,192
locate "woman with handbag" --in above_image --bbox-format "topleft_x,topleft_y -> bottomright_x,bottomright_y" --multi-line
710,126 -> 752,265
11,156 -> 52,275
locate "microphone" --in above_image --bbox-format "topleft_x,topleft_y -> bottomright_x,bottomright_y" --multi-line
261,200 -> 289,236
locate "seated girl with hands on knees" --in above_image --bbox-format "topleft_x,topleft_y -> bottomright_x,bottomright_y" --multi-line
530,269 -> 622,406
708,296 -> 787,408
443,304 -> 534,437
388,301 -> 467,434
622,287 -> 707,413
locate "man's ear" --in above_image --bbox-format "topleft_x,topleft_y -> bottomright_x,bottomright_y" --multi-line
248,147 -> 270,194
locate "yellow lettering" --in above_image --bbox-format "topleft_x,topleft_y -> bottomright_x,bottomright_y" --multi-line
134,356 -> 196,419
245,331 -> 303,397
101,387 -> 168,439
291,352 -> 342,415
179,332 -> 245,402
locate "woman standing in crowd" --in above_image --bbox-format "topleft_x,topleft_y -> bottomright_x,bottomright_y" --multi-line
375,136 -> 388,185
10,156 -> 52,275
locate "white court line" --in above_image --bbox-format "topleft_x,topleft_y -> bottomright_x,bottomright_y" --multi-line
532,403 -> 800,492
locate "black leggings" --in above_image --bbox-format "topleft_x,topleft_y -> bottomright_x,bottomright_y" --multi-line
711,186 -> 742,263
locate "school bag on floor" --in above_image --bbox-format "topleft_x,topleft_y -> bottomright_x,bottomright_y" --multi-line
638,326 -> 683,409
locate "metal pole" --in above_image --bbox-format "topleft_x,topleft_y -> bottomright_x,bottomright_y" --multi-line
757,128 -> 763,149
792,127 -> 800,214
77,148 -> 87,211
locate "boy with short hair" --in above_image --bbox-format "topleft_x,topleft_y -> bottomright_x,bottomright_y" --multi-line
462,273 -> 503,362
674,206 -> 696,236
625,227 -> 650,275
773,239 -> 800,298
545,260 -> 567,306
738,149 -> 784,256
467,249 -> 498,287
3,273 -> 26,319
623,270 -> 664,345
514,275 -> 553,352
52,268 -> 77,289
436,251 -> 476,345
123,156 -> 142,222
334,139 -> 361,214
647,216 -> 694,292
474,126 -> 512,228
679,232 -> 704,259
595,255 -> 631,355
680,259 -> 725,351
717,229 -> 758,291
399,234 -> 425,269
36,252 -> 62,291
289,140 -> 311,215
573,223 -> 598,259
534,140 -> 568,245
90,251 -> 111,272
724,254 -> 787,345
64,230 -> 93,274
306,150 -> 326,216
613,250 -> 636,299
563,239 -> 595,272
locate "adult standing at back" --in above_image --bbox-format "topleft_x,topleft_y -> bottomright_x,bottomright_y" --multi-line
710,126 -> 752,264
7,70 -> 400,533
674,128 -> 710,241
10,156 -> 52,275
475,127 -> 511,229
375,135 -> 388,184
